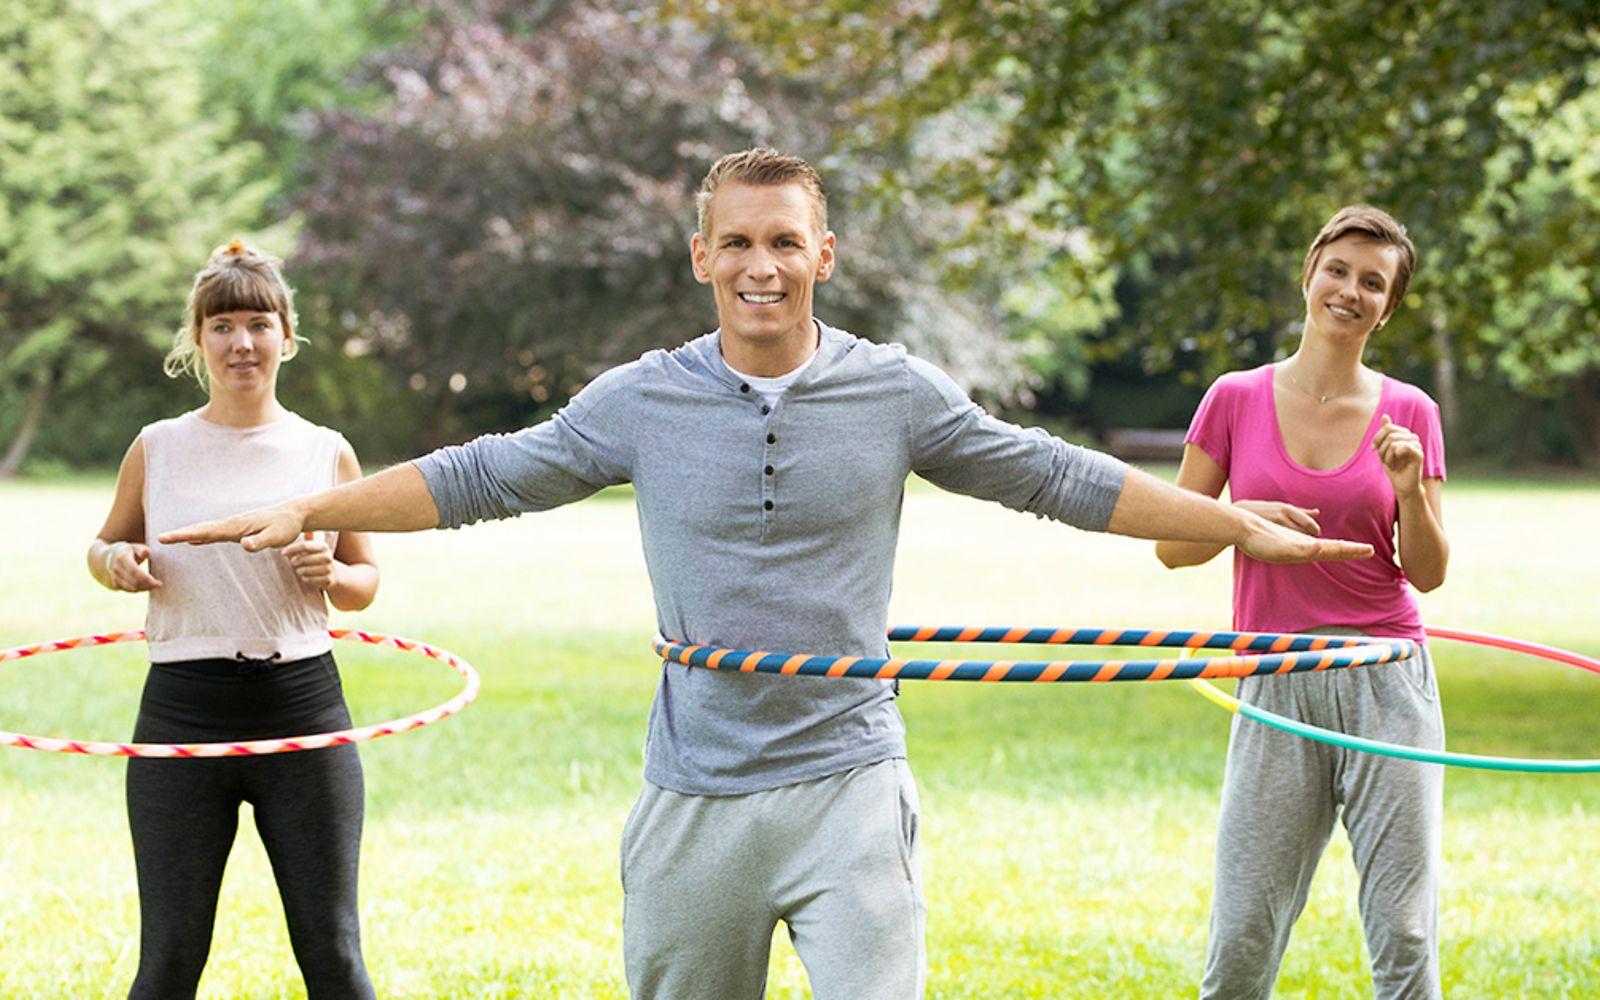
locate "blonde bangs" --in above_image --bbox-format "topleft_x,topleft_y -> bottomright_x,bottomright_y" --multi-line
190,266 -> 292,324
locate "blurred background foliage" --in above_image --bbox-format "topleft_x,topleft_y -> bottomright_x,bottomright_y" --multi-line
3,0 -> 1597,473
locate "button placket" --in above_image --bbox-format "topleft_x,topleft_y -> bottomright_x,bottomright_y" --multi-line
741,378 -> 788,532
760,410 -> 778,523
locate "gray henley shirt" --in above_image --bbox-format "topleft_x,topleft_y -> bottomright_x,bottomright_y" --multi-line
414,321 -> 1128,795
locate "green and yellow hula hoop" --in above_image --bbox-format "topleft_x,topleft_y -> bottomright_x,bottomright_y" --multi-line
1183,626 -> 1600,774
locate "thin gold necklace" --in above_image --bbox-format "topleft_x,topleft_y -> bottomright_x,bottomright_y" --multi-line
1281,364 -> 1363,405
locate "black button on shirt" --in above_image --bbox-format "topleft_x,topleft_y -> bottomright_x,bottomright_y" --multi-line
764,465 -> 774,475
763,500 -> 774,511
766,433 -> 776,444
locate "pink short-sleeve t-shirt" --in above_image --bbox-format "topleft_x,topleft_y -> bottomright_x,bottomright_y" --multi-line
1186,363 -> 1446,642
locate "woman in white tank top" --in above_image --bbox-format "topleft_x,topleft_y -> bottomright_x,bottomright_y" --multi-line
87,242 -> 380,999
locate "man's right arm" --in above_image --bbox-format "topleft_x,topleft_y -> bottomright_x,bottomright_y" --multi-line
161,463 -> 439,551
162,373 -> 635,551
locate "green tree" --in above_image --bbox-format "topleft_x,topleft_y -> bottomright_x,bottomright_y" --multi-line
700,0 -> 1600,456
1457,75 -> 1600,460
181,0 -> 420,195
293,0 -> 1056,449
0,0 -> 271,476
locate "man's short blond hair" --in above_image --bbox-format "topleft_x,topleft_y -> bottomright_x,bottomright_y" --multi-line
695,147 -> 829,235
1302,205 -> 1417,319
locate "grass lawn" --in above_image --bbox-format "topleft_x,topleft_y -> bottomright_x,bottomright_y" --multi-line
1,474 -> 1596,998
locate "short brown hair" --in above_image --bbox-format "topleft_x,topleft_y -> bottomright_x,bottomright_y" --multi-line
166,241 -> 301,386
695,147 -> 828,235
1301,205 -> 1417,319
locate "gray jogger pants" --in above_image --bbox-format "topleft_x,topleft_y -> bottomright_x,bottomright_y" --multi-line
1201,637 -> 1444,1000
621,758 -> 926,1000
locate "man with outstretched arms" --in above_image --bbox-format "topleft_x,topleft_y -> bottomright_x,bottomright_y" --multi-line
165,148 -> 1373,999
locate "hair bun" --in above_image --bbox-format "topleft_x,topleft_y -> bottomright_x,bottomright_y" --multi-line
211,239 -> 251,262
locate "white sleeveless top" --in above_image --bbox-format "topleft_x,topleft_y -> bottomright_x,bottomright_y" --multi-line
142,410 -> 345,663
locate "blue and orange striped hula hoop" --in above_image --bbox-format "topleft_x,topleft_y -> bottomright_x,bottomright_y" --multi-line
652,626 -> 1415,683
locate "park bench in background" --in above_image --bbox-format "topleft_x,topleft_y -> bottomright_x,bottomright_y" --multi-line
1104,428 -> 1188,463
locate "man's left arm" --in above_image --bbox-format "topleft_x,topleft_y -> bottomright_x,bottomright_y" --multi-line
1107,466 -> 1371,564
907,358 -> 1372,565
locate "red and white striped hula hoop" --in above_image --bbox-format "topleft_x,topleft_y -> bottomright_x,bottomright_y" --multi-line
0,628 -> 478,758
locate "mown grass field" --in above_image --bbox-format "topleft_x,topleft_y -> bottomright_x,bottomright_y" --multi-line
1,474 -> 1596,998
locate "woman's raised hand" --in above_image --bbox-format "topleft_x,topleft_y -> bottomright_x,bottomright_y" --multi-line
284,532 -> 337,590
1374,415 -> 1424,497
108,542 -> 163,592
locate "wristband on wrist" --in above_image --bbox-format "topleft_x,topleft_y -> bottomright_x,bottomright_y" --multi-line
103,541 -> 130,586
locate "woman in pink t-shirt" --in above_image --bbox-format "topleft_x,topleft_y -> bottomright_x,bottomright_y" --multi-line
1157,206 -> 1449,1000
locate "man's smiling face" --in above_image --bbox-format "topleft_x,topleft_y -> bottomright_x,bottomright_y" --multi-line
691,181 -> 834,368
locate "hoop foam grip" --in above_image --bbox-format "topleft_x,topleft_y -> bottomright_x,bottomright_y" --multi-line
0,629 -> 479,758
652,627 -> 1415,683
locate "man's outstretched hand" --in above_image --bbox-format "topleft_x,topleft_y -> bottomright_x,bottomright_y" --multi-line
160,502 -> 306,552
1236,512 -> 1373,564
1114,467 -> 1376,565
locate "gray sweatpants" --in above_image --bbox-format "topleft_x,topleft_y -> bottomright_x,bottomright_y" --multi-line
621,758 -> 926,1000
1201,637 -> 1444,1000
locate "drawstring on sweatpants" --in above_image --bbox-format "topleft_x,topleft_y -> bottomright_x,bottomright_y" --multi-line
234,651 -> 283,677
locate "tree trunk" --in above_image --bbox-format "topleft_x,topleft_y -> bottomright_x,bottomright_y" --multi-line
1571,366 -> 1600,469
420,388 -> 456,453
1430,310 -> 1459,440
0,376 -> 52,480
1514,395 -> 1539,468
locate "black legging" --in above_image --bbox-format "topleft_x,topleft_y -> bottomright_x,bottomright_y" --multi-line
125,652 -> 375,1000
